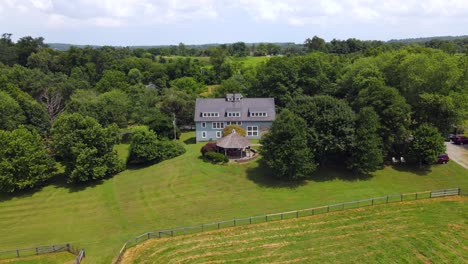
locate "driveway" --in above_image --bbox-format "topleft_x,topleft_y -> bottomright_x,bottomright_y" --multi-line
445,142 -> 468,169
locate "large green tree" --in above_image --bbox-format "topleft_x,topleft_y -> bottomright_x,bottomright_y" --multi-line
51,113 -> 123,183
0,90 -> 25,130
408,124 -> 446,167
260,109 -> 316,180
288,95 -> 356,164
0,127 -> 55,192
347,107 -> 384,175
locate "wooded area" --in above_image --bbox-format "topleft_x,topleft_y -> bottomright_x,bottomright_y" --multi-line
0,33 -> 467,190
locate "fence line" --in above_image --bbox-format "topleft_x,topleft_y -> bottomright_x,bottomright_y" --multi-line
113,187 -> 462,264
0,243 -> 85,263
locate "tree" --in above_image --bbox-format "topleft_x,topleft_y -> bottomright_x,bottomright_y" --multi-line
0,127 -> 55,192
260,109 -> 316,180
127,68 -> 142,85
0,33 -> 18,65
0,91 -> 25,130
16,36 -> 47,66
169,77 -> 204,94
95,70 -> 129,93
159,89 -> 195,127
51,113 -> 123,183
408,124 -> 445,167
413,93 -> 461,135
288,95 -> 356,164
222,125 -> 246,137
347,107 -> 384,175
355,85 -> 411,154
127,127 -> 185,165
304,36 -> 326,52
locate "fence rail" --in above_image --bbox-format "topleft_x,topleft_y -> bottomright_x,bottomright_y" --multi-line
113,187 -> 462,264
0,243 -> 85,263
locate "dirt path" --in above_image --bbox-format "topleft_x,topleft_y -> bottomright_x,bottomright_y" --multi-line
445,142 -> 468,169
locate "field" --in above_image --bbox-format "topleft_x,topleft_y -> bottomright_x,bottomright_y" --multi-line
0,132 -> 467,263
121,196 -> 468,264
0,252 -> 74,264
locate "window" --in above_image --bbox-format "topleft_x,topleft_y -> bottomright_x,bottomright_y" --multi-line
247,126 -> 258,136
212,122 -> 225,129
227,121 -> 242,126
227,112 -> 241,117
216,131 -> 222,138
202,112 -> 219,117
250,112 -> 267,117
201,131 -> 207,138
201,122 -> 206,128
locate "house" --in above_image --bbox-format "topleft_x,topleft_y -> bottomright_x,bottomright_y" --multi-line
194,93 -> 275,142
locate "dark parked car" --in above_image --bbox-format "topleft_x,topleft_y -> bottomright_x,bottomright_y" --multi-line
437,154 -> 449,164
453,136 -> 468,145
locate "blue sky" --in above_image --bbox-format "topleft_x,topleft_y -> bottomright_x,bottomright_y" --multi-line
1,0 -> 467,46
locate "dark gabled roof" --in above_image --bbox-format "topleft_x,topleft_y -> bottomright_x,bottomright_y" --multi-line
194,97 -> 275,122
216,132 -> 251,149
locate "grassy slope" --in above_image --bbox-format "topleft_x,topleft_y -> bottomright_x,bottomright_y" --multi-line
122,197 -> 468,264
0,132 -> 467,263
0,252 -> 73,264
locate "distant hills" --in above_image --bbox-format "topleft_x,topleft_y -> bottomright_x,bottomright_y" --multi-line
47,36 -> 468,51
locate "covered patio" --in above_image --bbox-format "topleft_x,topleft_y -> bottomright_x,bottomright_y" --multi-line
216,131 -> 255,160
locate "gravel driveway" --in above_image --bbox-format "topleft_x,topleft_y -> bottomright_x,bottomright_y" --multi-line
445,142 -> 468,169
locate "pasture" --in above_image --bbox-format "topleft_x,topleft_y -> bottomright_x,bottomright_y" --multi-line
0,131 -> 466,263
121,196 -> 468,264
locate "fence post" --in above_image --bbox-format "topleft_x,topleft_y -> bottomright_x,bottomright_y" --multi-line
386,195 -> 389,203
371,198 -> 374,206
218,223 -> 220,229
312,209 -> 314,215
35,247 -> 38,255
266,215 -> 268,222
400,194 -> 403,201
458,188 -> 461,195
158,232 -> 161,238
171,230 -> 174,237
16,249 -> 19,257
52,245 -> 55,251
249,217 -> 252,224
234,219 -> 236,226
415,193 -> 418,200
296,211 -> 299,218
147,232 -> 150,239
327,206 -> 330,213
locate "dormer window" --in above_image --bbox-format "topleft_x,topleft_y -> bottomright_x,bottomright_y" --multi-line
202,112 -> 219,117
227,112 -> 241,117
250,112 -> 267,117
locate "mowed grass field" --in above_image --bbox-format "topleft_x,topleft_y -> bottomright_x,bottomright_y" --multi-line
122,196 -> 468,264
0,131 -> 467,263
0,252 -> 74,264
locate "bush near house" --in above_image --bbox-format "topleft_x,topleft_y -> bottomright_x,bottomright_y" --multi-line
201,142 -> 218,156
204,151 -> 228,163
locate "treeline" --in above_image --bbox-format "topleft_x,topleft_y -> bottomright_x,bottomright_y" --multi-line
0,33 -> 467,190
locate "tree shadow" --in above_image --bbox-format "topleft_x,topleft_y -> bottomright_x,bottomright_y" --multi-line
183,137 -> 196,145
390,164 -> 432,176
246,160 -> 307,189
309,165 -> 374,182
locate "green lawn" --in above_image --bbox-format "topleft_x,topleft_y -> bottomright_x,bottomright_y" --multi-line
0,252 -> 74,264
0,131 -> 467,263
121,196 -> 468,264
230,56 -> 270,68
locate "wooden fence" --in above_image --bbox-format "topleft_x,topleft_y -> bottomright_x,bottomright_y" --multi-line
0,243 -> 85,263
113,187 -> 462,264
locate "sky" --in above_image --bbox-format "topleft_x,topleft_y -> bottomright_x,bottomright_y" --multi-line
0,0 -> 467,46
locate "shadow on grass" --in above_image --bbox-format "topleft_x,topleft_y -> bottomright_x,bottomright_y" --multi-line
246,160 -> 375,189
0,172 -> 106,202
390,164 -> 432,176
183,137 -> 196,145
246,160 -> 307,189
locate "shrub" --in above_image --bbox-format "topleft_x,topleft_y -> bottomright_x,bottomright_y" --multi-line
156,140 -> 186,161
201,142 -> 218,156
204,151 -> 228,164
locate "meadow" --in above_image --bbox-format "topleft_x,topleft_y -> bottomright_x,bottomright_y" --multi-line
121,196 -> 468,264
0,132 -> 467,263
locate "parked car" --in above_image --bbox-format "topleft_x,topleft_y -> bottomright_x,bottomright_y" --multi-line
447,134 -> 456,142
437,154 -> 450,164
453,136 -> 468,145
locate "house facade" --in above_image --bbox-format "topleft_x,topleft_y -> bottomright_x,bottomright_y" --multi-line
194,94 -> 275,142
